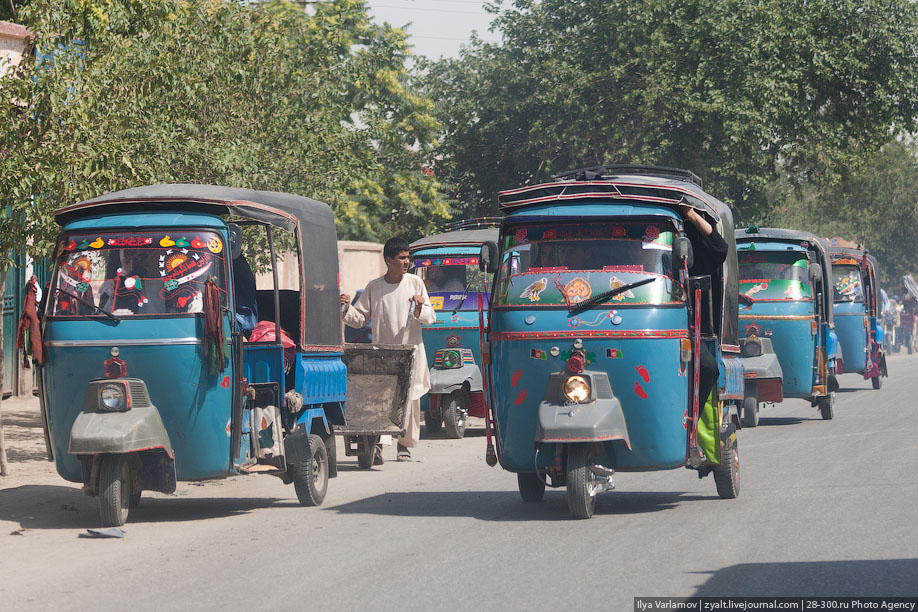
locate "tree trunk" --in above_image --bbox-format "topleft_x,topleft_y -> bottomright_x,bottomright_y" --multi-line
0,269 -> 8,476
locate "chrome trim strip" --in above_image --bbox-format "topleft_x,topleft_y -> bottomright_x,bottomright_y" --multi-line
45,337 -> 202,347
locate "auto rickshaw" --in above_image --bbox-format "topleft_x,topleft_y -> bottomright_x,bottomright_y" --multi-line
38,184 -> 412,526
827,239 -> 887,389
735,228 -> 839,419
480,165 -> 745,519
409,219 -> 499,438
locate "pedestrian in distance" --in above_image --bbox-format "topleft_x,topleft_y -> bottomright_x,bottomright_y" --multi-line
340,237 -> 436,462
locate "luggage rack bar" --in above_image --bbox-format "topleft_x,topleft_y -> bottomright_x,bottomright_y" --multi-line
551,164 -> 703,188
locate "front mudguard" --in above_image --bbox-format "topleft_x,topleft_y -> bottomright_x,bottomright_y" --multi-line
536,398 -> 631,448
69,407 -> 173,457
429,364 -> 483,395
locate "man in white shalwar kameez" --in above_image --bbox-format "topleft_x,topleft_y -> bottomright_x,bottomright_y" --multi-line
341,237 -> 436,461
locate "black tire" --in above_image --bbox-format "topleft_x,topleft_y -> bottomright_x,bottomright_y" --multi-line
425,407 -> 442,434
129,490 -> 142,509
517,473 -> 546,502
286,432 -> 328,506
566,445 -> 597,519
742,395 -> 758,428
324,432 -> 338,478
99,454 -> 131,527
871,376 -> 882,390
818,391 -> 835,420
713,426 -> 740,499
442,393 -> 467,439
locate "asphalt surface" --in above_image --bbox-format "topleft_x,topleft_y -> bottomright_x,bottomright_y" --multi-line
2,353 -> 917,610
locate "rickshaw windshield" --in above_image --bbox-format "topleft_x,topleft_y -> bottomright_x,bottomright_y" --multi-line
493,221 -> 682,307
832,263 -> 865,303
738,251 -> 813,301
412,255 -> 489,311
49,230 -> 229,317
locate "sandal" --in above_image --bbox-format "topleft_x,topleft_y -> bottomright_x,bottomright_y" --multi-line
397,444 -> 411,462
373,444 -> 385,466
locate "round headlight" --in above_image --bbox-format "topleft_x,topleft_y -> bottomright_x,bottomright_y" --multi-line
742,337 -> 762,358
562,375 -> 590,403
442,350 -> 460,368
100,384 -> 126,411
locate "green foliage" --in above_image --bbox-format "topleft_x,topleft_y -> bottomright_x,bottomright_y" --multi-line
774,139 -> 918,285
0,0 -> 448,268
418,0 -> 918,221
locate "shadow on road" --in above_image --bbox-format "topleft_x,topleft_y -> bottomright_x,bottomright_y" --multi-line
0,484 -> 296,529
756,417 -> 806,426
420,427 -> 487,441
327,490 -> 711,521
692,559 -> 918,596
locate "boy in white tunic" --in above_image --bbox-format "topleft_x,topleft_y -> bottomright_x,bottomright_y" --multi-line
341,237 -> 436,461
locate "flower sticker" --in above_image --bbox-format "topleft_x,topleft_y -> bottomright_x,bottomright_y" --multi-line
515,228 -> 528,244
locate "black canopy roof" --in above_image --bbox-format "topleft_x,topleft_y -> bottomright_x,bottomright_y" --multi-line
410,228 -> 499,252
54,184 -> 342,351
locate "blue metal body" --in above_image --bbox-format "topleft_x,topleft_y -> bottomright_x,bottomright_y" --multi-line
834,301 -> 868,373
488,202 -> 743,474
43,211 -> 347,483
736,240 -> 838,400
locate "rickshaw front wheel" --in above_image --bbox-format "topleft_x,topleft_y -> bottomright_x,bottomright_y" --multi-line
871,376 -> 882,390
566,445 -> 597,520
742,395 -> 759,428
817,392 -> 835,420
425,407 -> 442,434
99,454 -> 132,527
286,432 -> 328,506
517,473 -> 545,502
443,392 -> 467,439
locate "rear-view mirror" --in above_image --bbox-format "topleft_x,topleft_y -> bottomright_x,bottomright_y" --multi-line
673,236 -> 694,273
480,241 -> 499,274
809,263 -> 822,284
229,223 -> 244,260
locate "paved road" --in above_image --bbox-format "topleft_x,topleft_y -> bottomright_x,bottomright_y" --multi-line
2,353 -> 917,610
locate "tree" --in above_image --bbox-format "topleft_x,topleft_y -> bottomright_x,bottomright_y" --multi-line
418,0 -> 918,220
0,0 -> 449,474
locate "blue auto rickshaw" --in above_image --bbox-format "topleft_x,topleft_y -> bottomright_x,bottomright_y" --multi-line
39,185 -> 355,526
410,219 -> 499,438
735,228 -> 840,419
827,241 -> 887,389
480,165 -> 745,519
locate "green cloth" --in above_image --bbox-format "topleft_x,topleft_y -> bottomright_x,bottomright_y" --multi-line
696,389 -> 721,465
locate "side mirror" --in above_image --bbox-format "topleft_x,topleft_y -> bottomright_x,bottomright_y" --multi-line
229,223 -> 243,260
809,263 -> 822,284
673,236 -> 694,273
480,241 -> 499,274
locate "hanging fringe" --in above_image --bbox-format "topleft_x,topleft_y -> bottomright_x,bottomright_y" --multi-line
203,277 -> 227,375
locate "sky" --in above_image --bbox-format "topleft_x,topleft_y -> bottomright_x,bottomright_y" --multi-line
364,0 -> 502,60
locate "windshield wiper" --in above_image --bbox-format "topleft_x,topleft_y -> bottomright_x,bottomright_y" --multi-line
452,280 -> 474,315
54,287 -> 121,323
569,277 -> 657,315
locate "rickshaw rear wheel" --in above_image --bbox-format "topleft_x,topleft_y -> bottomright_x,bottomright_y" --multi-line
443,392 -> 467,439
99,454 -> 132,527
817,392 -> 835,420
129,490 -> 142,509
871,376 -> 882,390
517,473 -> 545,502
566,445 -> 597,519
286,432 -> 328,506
713,426 -> 740,499
425,407 -> 442,433
742,395 -> 759,428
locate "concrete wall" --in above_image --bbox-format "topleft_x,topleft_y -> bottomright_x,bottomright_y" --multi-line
254,240 -> 384,296
0,21 -> 30,77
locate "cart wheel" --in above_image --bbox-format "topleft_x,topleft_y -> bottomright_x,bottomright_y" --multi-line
566,445 -> 597,519
286,432 -> 328,506
357,451 -> 375,470
817,391 -> 835,420
871,376 -> 882,390
713,425 -> 740,499
425,407 -> 442,434
99,454 -> 132,527
517,473 -> 545,502
443,392 -> 467,439
742,395 -> 759,428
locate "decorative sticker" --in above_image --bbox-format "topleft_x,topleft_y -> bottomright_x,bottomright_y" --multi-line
530,348 -> 547,360
159,249 -> 213,289
520,277 -> 548,302
564,277 -> 593,304
90,237 -> 104,248
207,236 -> 224,254
606,348 -> 623,359
514,228 -> 528,244
108,237 -> 154,247
608,277 -> 635,301
160,235 -> 176,247
430,296 -> 444,310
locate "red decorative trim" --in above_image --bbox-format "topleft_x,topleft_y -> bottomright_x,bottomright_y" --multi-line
425,326 -> 481,331
301,345 -> 343,353
489,329 -> 687,340
722,344 -> 740,354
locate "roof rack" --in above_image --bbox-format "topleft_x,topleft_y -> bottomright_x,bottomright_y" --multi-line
443,216 -> 503,232
551,164 -> 704,189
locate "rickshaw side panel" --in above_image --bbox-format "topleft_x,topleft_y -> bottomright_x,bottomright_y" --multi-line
43,318 -> 233,482
740,301 -> 817,398
834,302 -> 869,373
